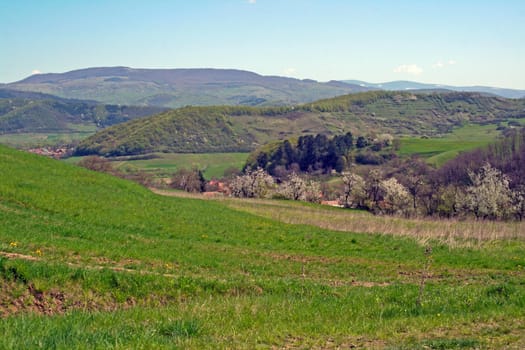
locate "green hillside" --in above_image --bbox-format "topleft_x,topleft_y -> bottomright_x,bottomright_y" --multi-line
75,91 -> 525,156
398,120 -> 525,166
1,144 -> 525,348
0,91 -> 164,136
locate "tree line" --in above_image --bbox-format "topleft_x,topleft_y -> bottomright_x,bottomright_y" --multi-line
245,132 -> 396,177
78,127 -> 525,221
234,127 -> 525,220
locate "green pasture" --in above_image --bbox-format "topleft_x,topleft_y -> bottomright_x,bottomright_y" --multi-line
114,152 -> 249,179
0,131 -> 95,148
66,152 -> 249,180
398,120 -> 524,166
1,144 -> 524,348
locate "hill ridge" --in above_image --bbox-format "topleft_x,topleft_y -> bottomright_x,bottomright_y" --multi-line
75,90 -> 525,156
341,79 -> 525,99
5,67 -> 371,108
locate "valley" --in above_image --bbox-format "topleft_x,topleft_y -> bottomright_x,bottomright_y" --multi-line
1,69 -> 525,350
3,1 -> 525,347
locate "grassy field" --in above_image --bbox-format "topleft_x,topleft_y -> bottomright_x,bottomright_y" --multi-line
1,145 -> 525,349
112,152 -> 249,180
398,120 -> 525,167
0,130 -> 96,148
65,152 -> 249,180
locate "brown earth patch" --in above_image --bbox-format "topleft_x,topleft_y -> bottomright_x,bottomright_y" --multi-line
0,251 -> 40,261
274,335 -> 387,349
0,282 -> 67,317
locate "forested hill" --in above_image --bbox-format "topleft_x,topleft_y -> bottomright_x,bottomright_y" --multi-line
5,67 -> 370,108
0,89 -> 165,134
75,91 -> 525,156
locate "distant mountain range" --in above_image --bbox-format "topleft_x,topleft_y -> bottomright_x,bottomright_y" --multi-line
5,67 -> 524,110
341,80 -> 525,99
5,67 -> 369,108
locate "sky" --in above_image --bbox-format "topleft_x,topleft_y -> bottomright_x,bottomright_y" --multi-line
1,0 -> 524,89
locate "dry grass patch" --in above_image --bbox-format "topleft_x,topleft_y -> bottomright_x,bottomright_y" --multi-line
151,188 -> 525,247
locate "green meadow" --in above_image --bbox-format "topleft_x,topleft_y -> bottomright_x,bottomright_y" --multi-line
111,152 -> 249,180
65,152 -> 249,180
398,121 -> 523,166
1,144 -> 525,349
0,130 -> 96,149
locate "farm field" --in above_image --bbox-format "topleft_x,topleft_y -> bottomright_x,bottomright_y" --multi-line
398,119 -> 524,166
111,152 -> 249,180
65,152 -> 249,180
0,130 -> 96,148
1,145 -> 525,349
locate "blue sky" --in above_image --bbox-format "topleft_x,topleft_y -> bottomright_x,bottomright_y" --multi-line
1,0 -> 524,88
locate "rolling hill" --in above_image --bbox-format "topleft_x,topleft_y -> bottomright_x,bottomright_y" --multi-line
0,89 -> 165,135
75,91 -> 525,156
5,67 -> 371,108
342,80 -> 525,99
1,144 -> 525,348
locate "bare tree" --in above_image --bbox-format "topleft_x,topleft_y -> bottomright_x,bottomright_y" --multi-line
78,156 -> 116,174
513,186 -> 525,221
171,168 -> 206,193
339,172 -> 366,208
365,169 -> 383,210
304,179 -> 322,204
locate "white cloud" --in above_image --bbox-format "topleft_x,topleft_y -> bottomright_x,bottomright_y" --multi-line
282,67 -> 297,76
31,69 -> 42,75
432,59 -> 457,69
393,64 -> 423,75
247,0 -> 256,4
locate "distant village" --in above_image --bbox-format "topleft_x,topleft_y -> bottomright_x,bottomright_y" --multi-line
28,147 -> 70,159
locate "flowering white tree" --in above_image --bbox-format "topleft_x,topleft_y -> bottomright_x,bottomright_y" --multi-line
278,173 -> 306,201
230,167 -> 275,198
379,177 -> 412,215
277,173 -> 321,203
459,163 -> 513,220
339,172 -> 366,208
303,179 -> 322,203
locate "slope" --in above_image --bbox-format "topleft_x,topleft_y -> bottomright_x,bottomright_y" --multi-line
1,145 -> 525,348
5,67 -> 371,108
75,91 -> 525,156
0,89 -> 165,135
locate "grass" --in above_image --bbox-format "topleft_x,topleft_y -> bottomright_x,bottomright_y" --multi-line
153,187 -> 525,244
1,144 -> 525,349
112,152 -> 248,180
0,130 -> 96,148
398,123 -> 503,167
65,152 -> 248,180
398,119 -> 525,166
